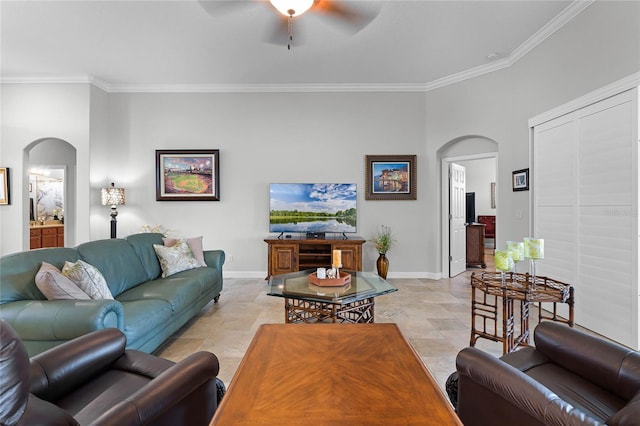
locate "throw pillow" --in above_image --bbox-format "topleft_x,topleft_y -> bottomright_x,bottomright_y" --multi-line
35,262 -> 90,300
153,239 -> 202,278
62,260 -> 114,300
163,236 -> 207,267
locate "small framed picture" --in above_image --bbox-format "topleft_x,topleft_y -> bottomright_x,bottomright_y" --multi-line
156,150 -> 220,201
0,167 -> 10,205
365,155 -> 417,200
512,168 -> 529,192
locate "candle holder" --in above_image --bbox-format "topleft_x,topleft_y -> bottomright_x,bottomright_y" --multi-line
524,238 -> 544,288
506,241 -> 524,285
494,250 -> 514,287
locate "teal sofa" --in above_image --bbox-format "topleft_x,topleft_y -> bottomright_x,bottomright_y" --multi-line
0,233 -> 224,356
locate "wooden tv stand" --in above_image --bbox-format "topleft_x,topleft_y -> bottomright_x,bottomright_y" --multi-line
265,236 -> 365,278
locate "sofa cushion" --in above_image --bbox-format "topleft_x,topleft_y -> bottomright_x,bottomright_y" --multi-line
76,239 -> 149,297
62,260 -> 114,300
153,240 -> 202,278
35,263 -> 91,301
524,362 -> 626,423
118,299 -> 173,345
0,248 -> 81,303
126,233 -> 164,281
117,275 -> 203,313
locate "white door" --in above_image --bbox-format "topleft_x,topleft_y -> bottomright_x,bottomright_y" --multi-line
449,163 -> 466,277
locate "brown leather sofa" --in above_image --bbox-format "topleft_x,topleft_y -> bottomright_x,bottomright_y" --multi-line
453,321 -> 640,426
0,320 -> 221,425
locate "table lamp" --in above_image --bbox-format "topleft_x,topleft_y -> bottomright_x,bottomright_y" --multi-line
101,182 -> 125,239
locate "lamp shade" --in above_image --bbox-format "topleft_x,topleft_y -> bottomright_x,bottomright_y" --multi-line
101,183 -> 125,206
269,0 -> 314,17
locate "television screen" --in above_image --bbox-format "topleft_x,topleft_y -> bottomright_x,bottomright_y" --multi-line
269,183 -> 357,234
466,192 -> 476,224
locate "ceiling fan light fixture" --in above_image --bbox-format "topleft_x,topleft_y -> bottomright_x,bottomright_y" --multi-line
269,0 -> 314,17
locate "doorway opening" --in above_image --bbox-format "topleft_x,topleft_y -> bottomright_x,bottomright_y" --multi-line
24,138 -> 77,250
439,137 -> 498,278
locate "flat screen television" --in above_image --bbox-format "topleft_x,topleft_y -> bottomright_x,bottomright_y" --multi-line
466,192 -> 476,224
269,183 -> 357,235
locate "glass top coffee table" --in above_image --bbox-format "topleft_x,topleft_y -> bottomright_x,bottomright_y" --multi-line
267,269 -> 397,323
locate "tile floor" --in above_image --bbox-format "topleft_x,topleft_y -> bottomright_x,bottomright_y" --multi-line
156,250 -> 522,394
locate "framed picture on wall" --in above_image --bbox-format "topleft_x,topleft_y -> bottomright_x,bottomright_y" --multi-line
365,155 -> 417,200
156,150 -> 220,201
512,168 -> 529,191
0,167 -> 10,205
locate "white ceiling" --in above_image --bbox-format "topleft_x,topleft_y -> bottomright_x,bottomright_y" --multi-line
1,0 -> 583,92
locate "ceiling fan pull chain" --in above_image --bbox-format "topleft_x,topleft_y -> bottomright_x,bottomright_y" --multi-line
287,13 -> 293,50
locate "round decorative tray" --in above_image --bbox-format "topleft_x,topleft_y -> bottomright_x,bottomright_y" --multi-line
308,271 -> 351,287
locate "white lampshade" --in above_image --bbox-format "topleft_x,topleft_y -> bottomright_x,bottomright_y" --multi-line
269,0 -> 314,17
101,183 -> 125,206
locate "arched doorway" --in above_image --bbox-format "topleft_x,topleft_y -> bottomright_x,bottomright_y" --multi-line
438,136 -> 498,277
25,138 -> 77,248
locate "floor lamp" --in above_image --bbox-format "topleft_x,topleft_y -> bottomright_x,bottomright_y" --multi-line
101,182 -> 125,239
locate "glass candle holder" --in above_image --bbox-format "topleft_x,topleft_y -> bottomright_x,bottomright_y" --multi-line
506,241 -> 525,284
494,250 -> 514,287
524,238 -> 544,288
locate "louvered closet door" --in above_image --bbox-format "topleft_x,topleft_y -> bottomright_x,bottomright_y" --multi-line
533,88 -> 639,349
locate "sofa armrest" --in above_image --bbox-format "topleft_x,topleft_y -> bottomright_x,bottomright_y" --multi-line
91,351 -> 220,426
29,328 -> 127,401
203,250 -> 225,271
0,300 -> 124,341
456,347 -> 603,426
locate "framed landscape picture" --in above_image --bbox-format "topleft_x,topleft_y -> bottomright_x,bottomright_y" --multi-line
512,168 -> 529,192
0,167 -> 9,205
365,155 -> 417,200
156,150 -> 220,201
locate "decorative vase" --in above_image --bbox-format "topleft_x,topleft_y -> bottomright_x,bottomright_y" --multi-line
376,253 -> 389,279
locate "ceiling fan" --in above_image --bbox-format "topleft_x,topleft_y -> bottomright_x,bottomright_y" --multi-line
199,0 -> 379,50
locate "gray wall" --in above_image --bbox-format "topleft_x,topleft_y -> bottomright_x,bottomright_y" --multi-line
1,1 -> 638,278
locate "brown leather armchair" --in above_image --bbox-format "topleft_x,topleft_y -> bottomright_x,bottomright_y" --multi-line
452,321 -> 640,426
0,320 -> 221,425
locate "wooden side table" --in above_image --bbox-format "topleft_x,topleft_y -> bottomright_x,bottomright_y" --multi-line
470,271 -> 574,354
465,224 -> 486,268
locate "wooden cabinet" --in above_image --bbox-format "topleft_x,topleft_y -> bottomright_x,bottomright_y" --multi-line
466,224 -> 486,268
265,237 -> 365,278
30,225 -> 64,250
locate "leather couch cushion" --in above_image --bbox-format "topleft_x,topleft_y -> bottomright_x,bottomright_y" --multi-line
126,233 -> 164,281
76,239 -> 149,297
117,268 -> 217,312
525,362 -> 626,423
0,248 -> 81,303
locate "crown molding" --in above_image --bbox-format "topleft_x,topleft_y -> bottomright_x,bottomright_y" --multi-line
510,0 -> 594,65
0,1 -> 594,94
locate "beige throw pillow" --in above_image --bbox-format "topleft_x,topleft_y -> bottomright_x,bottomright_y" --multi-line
35,262 -> 90,300
153,239 -> 202,277
62,260 -> 114,300
163,236 -> 207,267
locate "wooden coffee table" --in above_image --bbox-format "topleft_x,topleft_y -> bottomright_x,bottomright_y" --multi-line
210,323 -> 462,425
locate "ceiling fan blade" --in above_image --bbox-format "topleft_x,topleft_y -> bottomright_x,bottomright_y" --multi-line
197,0 -> 260,18
313,0 -> 380,33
